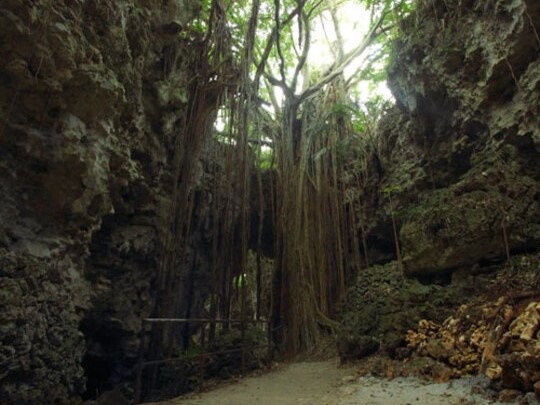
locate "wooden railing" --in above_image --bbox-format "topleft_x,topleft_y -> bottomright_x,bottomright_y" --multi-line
133,318 -> 273,404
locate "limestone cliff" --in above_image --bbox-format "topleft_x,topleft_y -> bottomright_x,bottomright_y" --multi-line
347,0 -> 540,275
339,0 -> 539,368
387,0 -> 539,275
0,1 -> 222,402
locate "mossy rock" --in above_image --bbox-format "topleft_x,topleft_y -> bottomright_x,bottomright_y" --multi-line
338,261 -> 465,360
337,334 -> 380,359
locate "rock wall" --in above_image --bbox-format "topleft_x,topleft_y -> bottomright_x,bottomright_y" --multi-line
346,0 -> 539,275
339,0 -> 539,368
387,0 -> 539,276
0,0 -> 223,402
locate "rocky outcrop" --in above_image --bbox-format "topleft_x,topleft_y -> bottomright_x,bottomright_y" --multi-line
390,0 -> 540,276
0,250 -> 86,402
349,0 -> 539,276
338,261 -> 463,360
0,0 -> 222,402
339,0 -> 540,379
339,253 -> 539,399
338,253 -> 539,361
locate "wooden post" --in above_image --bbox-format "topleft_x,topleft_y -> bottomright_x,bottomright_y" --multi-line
240,281 -> 247,375
198,324 -> 206,392
266,318 -> 273,370
209,295 -> 217,345
134,322 -> 147,405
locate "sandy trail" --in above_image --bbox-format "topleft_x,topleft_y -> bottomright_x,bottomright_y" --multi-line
155,361 -> 347,405
154,361 -> 515,405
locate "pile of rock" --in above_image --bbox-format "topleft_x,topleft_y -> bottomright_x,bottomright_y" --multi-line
406,297 -> 540,398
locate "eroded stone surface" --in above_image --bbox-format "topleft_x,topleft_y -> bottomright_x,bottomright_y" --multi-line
389,0 -> 540,275
0,0 -> 215,402
339,0 -> 539,370
345,0 -> 539,275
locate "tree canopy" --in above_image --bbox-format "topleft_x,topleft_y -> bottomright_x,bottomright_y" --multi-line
160,0 -> 415,355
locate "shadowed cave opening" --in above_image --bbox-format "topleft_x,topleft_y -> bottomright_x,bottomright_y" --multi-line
80,316 -> 129,400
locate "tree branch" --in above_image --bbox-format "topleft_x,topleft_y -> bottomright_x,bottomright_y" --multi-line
242,0 -> 261,73
298,9 -> 387,103
273,0 -> 289,85
254,0 -> 308,87
329,6 -> 345,63
345,46 -> 385,89
291,11 -> 310,92
248,138 -> 274,148
306,0 -> 326,19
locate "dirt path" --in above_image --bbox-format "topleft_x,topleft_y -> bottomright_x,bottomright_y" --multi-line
155,361 -> 349,405
154,361 -> 516,405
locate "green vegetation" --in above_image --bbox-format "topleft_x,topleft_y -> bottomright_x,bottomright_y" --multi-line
159,0 -> 416,355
